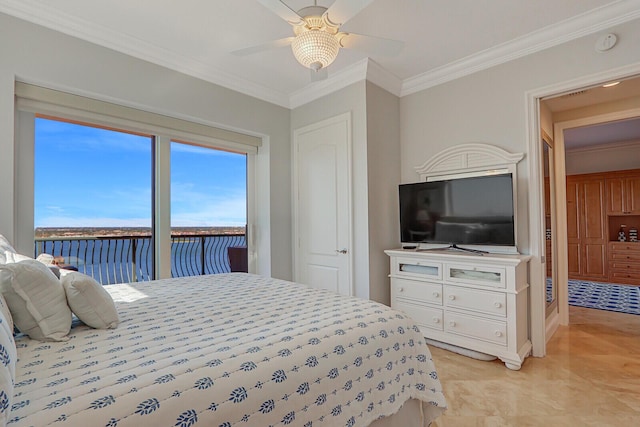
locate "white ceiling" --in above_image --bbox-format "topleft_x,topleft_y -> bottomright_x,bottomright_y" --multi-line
2,0 -> 640,108
563,116 -> 640,149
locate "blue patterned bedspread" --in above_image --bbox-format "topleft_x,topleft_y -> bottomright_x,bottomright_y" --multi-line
10,273 -> 446,426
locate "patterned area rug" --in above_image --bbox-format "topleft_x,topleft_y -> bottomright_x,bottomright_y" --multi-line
567,280 -> 640,315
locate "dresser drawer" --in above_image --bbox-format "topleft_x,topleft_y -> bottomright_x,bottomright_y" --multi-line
444,312 -> 507,346
609,251 -> 640,262
608,260 -> 640,272
609,270 -> 640,284
392,278 -> 443,305
445,264 -> 506,288
609,242 -> 640,253
394,257 -> 442,282
444,286 -> 506,317
393,301 -> 443,332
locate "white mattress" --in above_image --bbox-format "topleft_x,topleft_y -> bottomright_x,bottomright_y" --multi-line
10,273 -> 446,426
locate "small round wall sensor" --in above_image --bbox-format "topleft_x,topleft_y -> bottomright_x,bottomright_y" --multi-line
595,33 -> 617,52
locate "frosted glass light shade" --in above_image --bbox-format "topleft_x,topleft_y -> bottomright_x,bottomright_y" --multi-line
291,29 -> 340,71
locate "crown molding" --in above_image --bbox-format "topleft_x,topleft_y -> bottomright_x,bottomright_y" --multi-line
289,58 -> 403,108
566,138 -> 640,153
289,59 -> 369,108
0,0 -> 292,108
365,59 -> 403,96
2,0 -> 640,109
401,0 -> 640,97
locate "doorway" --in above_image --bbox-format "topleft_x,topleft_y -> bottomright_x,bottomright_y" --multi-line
292,112 -> 353,297
540,75 -> 640,328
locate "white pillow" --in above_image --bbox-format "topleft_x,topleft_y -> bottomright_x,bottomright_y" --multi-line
61,271 -> 119,329
0,235 -> 16,264
35,253 -> 56,265
3,251 -> 31,264
0,259 -> 72,341
5,251 -> 61,278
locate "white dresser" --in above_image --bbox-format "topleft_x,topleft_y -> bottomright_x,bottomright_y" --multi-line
385,249 -> 532,370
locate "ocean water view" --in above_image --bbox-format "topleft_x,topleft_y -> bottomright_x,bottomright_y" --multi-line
35,227 -> 246,285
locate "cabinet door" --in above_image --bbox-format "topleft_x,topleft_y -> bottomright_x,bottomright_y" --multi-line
566,177 -> 607,280
582,180 -> 606,241
627,176 -> 640,214
606,178 -> 625,215
607,175 -> 640,214
566,180 -> 581,279
580,179 -> 607,280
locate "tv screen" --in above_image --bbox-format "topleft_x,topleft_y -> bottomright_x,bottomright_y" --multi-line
399,173 -> 515,246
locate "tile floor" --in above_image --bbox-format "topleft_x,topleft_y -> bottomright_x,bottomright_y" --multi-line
430,306 -> 640,426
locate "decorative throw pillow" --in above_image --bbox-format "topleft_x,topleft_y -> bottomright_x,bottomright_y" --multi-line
0,259 -> 72,341
35,253 -> 55,265
0,235 -> 16,264
3,251 -> 31,264
4,251 -> 61,278
61,271 -> 119,329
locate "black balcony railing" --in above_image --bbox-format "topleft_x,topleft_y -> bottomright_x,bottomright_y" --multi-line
34,233 -> 246,285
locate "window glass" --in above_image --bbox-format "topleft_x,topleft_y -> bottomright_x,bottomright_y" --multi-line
170,141 -> 247,276
34,117 -> 153,283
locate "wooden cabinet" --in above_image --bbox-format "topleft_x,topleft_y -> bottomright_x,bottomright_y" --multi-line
386,249 -> 531,370
606,176 -> 640,215
608,242 -> 640,285
564,169 -> 640,285
566,176 -> 607,281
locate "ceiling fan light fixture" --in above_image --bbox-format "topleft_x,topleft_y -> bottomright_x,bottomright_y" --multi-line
291,29 -> 340,71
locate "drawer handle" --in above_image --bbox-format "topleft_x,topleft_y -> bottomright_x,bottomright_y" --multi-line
448,321 -> 456,327
432,292 -> 440,298
494,331 -> 503,337
494,302 -> 502,308
448,295 -> 456,301
398,287 -> 404,293
432,317 -> 440,324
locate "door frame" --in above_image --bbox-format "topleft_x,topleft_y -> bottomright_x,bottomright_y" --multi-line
553,106 -> 640,324
292,112 -> 354,292
526,62 -> 640,356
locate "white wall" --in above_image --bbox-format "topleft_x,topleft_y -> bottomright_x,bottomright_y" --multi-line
365,82 -> 400,305
566,140 -> 640,175
400,18 -> 640,256
0,13 -> 293,280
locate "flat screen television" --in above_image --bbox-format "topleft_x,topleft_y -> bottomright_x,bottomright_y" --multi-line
399,172 -> 515,249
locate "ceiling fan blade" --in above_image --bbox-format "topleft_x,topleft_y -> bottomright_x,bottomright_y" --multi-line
256,0 -> 302,24
231,37 -> 295,56
325,0 -> 374,25
310,67 -> 328,82
340,33 -> 404,56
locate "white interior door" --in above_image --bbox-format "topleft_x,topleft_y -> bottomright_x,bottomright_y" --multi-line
293,113 -> 352,296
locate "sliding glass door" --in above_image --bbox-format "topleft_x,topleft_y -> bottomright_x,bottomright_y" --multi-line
170,141 -> 247,276
33,117 -> 250,284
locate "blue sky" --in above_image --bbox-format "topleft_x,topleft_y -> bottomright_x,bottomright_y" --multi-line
34,118 -> 247,228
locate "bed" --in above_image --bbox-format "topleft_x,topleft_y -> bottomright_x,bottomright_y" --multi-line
3,272 -> 446,426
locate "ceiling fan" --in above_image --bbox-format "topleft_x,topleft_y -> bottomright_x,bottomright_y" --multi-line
233,0 -> 404,81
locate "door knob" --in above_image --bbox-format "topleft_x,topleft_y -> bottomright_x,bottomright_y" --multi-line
336,249 -> 348,254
